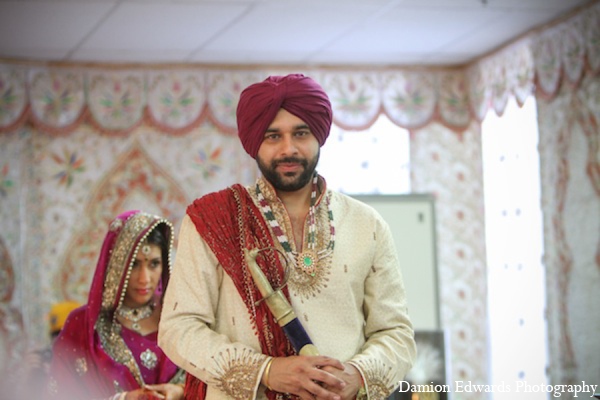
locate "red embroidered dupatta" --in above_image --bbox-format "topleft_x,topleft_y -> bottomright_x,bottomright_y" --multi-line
185,184 -> 295,400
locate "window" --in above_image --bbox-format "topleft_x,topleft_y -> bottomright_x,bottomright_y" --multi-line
318,114 -> 410,194
482,97 -> 548,399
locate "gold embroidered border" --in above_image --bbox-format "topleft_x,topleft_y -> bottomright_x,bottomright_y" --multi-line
355,359 -> 396,400
213,348 -> 267,399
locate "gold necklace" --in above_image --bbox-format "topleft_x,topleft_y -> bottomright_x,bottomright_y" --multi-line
117,302 -> 155,332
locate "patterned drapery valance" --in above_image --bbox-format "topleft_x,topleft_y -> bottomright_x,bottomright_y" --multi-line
0,2 -> 597,136
0,66 -> 478,135
467,1 -> 599,118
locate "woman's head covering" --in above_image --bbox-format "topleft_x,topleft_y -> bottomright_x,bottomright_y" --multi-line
49,210 -> 181,398
236,73 -> 333,158
88,210 -> 173,316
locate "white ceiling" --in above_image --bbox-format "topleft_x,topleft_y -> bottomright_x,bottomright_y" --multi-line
0,0 -> 594,67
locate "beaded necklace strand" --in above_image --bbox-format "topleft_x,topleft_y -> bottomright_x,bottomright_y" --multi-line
256,174 -> 335,277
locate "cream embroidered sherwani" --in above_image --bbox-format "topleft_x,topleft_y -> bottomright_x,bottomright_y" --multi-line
159,177 -> 416,400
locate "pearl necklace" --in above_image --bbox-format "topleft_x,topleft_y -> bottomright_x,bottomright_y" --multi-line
256,174 -> 335,277
117,302 -> 155,332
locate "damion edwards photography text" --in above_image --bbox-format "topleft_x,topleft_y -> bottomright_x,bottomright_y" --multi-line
398,380 -> 598,398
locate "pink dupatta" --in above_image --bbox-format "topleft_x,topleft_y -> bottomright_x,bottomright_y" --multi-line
48,210 -> 184,399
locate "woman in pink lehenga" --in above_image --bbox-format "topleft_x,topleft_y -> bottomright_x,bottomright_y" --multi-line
48,210 -> 185,400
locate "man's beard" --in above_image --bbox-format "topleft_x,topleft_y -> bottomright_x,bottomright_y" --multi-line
257,151 -> 319,192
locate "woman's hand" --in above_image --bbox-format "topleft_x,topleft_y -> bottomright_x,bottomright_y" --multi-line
144,383 -> 184,400
123,388 -> 163,400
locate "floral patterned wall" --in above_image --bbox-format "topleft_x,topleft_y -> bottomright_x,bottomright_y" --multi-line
537,72 -> 600,388
0,121 -> 258,367
411,121 -> 488,391
0,2 -> 598,398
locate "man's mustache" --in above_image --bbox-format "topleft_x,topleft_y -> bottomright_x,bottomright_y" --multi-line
272,157 -> 307,167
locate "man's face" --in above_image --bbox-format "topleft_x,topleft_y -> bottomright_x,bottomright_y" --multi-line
256,109 -> 320,192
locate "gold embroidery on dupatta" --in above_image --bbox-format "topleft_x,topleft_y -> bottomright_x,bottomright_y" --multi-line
96,314 -> 146,387
102,213 -> 154,310
213,348 -> 266,399
96,213 -> 175,387
74,357 -> 87,376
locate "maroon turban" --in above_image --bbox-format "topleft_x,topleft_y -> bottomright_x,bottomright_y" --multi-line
236,74 -> 333,158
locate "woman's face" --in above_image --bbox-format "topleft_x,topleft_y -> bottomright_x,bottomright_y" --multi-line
123,244 -> 163,307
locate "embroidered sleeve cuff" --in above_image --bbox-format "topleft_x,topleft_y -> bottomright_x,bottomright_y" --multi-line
348,359 -> 395,400
211,349 -> 268,399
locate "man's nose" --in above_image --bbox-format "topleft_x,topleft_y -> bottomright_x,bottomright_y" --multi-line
280,135 -> 298,155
